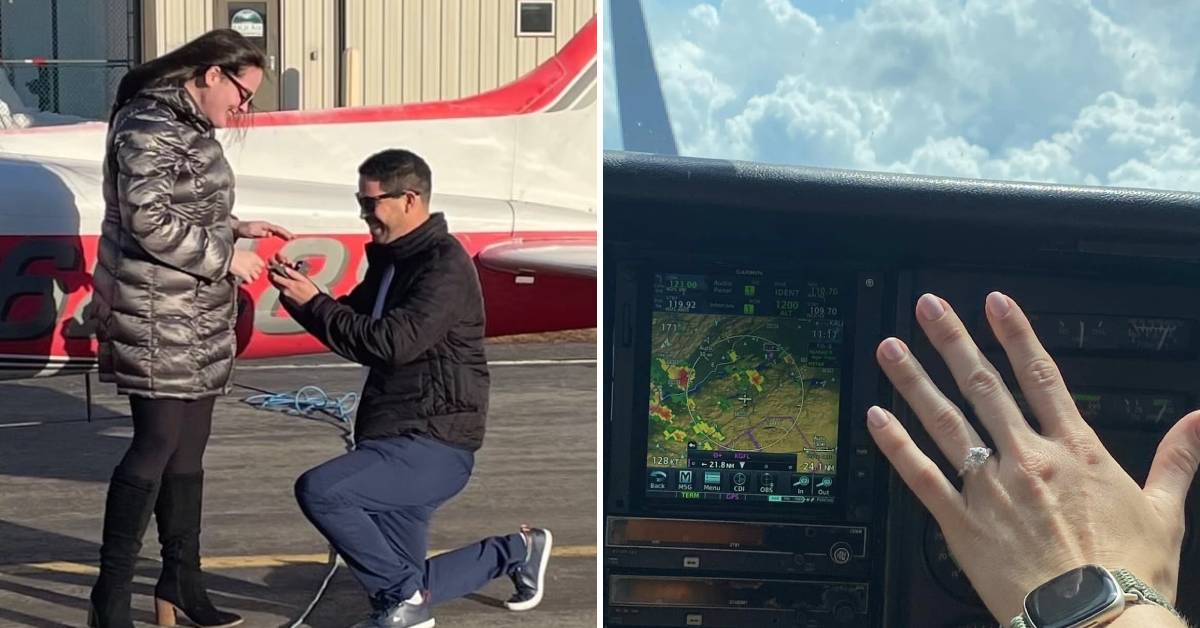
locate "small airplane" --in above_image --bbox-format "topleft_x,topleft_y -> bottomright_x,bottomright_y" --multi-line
0,18 -> 597,380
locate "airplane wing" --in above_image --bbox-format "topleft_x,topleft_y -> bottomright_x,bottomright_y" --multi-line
477,238 -> 596,279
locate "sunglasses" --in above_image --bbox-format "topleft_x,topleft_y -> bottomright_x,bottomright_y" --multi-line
222,69 -> 254,108
357,190 -> 419,218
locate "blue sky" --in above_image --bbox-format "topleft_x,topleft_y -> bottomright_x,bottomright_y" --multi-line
604,0 -> 1200,192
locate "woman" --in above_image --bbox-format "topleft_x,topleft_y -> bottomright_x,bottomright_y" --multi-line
89,29 -> 291,628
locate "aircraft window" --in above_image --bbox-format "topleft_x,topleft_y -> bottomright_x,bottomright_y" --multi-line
518,0 -> 556,37
605,6 -> 1200,627
604,0 -> 1200,193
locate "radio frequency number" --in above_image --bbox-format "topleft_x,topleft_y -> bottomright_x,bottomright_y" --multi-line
665,299 -> 697,313
808,305 -> 838,318
667,278 -> 699,291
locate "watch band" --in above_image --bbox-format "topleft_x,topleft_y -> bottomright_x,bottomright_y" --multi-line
1009,568 -> 1181,628
1110,568 -> 1177,613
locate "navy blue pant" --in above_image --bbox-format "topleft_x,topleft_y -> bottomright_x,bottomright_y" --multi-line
294,435 -> 526,607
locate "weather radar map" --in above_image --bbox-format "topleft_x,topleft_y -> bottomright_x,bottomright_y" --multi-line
645,270 -> 847,506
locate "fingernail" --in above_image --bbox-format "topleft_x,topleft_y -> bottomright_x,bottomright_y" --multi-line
986,291 -> 1012,318
917,293 -> 946,321
881,338 -> 905,361
867,406 -> 890,428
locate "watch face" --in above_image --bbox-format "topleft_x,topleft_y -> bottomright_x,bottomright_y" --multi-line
1025,565 -> 1122,628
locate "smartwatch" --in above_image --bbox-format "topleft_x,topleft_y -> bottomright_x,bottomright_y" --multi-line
1010,565 -> 1180,628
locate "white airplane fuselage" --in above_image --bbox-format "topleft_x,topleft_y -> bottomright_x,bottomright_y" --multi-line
0,19 -> 597,379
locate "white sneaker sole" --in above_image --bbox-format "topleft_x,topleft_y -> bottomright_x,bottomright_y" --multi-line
504,528 -> 553,611
349,617 -> 432,628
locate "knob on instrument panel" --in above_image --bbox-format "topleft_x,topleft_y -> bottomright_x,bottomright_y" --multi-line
829,541 -> 853,565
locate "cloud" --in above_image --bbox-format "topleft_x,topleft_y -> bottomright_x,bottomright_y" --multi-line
606,0 -> 1200,192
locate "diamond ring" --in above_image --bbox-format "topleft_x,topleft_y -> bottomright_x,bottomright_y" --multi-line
959,446 -> 992,477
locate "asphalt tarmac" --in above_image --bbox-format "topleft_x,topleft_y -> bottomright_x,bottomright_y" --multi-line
0,341 -> 597,627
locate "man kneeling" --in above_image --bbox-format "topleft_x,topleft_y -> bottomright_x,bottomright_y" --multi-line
269,149 -> 551,627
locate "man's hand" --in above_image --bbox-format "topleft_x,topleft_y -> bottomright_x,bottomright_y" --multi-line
268,261 -> 319,306
868,292 -> 1200,623
236,220 -> 295,241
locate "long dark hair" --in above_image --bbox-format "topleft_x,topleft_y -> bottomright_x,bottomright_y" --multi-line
111,29 -> 265,121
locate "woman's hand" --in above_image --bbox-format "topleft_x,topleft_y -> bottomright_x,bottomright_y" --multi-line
228,249 -> 266,283
235,220 -> 294,241
868,292 -> 1200,623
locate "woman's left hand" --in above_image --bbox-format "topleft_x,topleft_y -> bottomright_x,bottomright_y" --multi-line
236,220 -> 294,241
868,292 -> 1200,622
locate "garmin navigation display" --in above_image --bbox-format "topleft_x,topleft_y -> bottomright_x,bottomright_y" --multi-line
645,270 -> 847,507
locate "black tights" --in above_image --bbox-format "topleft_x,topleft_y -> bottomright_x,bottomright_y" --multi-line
116,396 -> 215,481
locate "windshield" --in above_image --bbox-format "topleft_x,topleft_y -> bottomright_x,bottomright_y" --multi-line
604,0 -> 1200,192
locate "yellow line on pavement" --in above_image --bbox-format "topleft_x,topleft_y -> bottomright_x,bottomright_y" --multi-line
3,545 -> 596,576
10,561 -> 98,576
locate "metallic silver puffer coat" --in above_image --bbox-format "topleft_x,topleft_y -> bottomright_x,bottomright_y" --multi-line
92,86 -> 237,398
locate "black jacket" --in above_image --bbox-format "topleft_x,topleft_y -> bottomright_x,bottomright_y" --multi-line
284,214 -> 490,450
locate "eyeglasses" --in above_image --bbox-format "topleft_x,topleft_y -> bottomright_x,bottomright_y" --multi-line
222,69 -> 254,108
357,190 -> 419,218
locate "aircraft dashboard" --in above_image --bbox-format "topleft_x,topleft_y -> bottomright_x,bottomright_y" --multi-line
602,150 -> 1200,627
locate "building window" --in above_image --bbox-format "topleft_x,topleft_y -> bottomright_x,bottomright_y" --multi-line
0,0 -> 141,121
517,0 -> 554,37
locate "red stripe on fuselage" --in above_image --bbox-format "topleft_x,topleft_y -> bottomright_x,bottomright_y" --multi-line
0,231 -> 595,366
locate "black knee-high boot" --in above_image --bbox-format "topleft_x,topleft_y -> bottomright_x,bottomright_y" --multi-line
153,471 -> 243,627
89,470 -> 160,628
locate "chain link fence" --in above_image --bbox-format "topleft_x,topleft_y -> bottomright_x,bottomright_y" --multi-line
0,0 -> 139,122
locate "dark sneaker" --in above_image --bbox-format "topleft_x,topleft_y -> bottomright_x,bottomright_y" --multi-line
505,526 -> 553,611
350,592 -> 434,628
